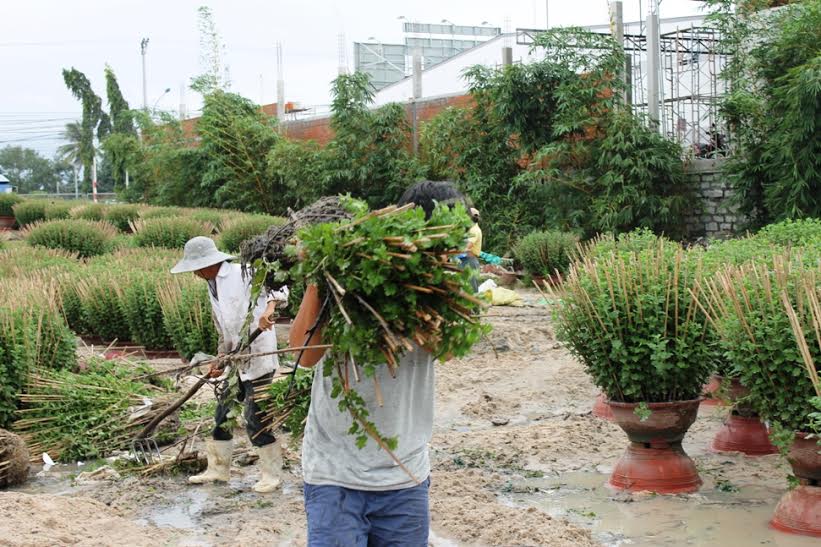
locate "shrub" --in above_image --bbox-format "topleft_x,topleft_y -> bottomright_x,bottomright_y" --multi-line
105,204 -> 141,232
753,218 -> 821,248
0,280 -> 76,428
140,206 -> 182,220
132,217 -> 213,249
219,214 -> 284,253
514,230 -> 579,277
23,219 -> 118,258
75,271 -> 131,342
90,246 -> 178,274
579,228 -> 668,262
0,246 -> 79,278
552,241 -> 712,403
189,209 -> 229,232
118,273 -> 173,350
699,255 -> 819,447
0,194 -> 23,217
158,277 -> 219,360
71,203 -> 106,221
44,201 -> 74,220
12,200 -> 47,226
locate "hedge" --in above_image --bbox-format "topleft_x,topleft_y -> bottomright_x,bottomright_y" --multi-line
0,194 -> 23,218
12,200 -> 48,226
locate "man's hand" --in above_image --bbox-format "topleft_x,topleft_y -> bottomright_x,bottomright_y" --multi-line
206,354 -> 225,378
259,302 -> 277,331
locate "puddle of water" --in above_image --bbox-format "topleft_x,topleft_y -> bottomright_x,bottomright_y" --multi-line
511,471 -> 819,547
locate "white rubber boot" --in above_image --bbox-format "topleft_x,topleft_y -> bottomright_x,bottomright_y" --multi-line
189,439 -> 232,484
252,441 -> 283,493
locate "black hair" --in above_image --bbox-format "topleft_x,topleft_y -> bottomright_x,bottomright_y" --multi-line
397,180 -> 469,220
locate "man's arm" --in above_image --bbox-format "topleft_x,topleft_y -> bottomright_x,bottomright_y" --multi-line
289,284 -> 325,368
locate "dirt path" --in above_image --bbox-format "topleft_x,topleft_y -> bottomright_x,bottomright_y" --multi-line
3,290 -> 812,546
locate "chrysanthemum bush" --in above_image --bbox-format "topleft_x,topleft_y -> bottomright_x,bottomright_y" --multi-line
132,217 -> 213,249
12,200 -> 48,226
551,238 -> 713,403
219,214 -> 284,253
157,276 -> 219,360
23,219 -> 118,258
513,229 -> 579,278
698,254 -> 821,448
0,194 -> 23,218
105,204 -> 141,232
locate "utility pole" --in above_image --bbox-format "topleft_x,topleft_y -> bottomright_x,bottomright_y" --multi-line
91,156 -> 98,203
179,81 -> 187,120
545,0 -> 549,29
140,38 -> 149,110
73,166 -> 79,199
276,42 -> 285,132
646,0 -> 661,130
337,32 -> 347,75
609,0 -> 628,105
411,49 -> 422,156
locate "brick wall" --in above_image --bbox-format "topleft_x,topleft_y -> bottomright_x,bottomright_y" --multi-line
684,158 -> 745,239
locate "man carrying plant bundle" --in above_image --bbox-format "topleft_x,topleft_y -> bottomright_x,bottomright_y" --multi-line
171,236 -> 288,493
259,181 -> 479,546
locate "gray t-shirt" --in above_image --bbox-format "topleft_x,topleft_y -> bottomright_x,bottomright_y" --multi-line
301,346 -> 434,490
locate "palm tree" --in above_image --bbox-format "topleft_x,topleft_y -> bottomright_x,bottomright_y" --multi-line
56,122 -> 83,169
57,122 -> 90,194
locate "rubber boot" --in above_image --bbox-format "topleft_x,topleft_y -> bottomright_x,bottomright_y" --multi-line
189,439 -> 232,484
252,441 -> 283,493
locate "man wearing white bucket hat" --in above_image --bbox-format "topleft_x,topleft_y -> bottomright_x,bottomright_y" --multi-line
171,236 -> 289,493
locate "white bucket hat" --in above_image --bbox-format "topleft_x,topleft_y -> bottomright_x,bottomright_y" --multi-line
170,236 -> 235,274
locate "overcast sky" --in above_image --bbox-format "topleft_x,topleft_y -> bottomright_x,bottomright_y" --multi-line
0,0 -> 705,157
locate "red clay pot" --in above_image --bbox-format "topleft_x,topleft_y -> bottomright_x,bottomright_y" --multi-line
770,432 -> 821,537
608,399 -> 702,494
710,377 -> 778,456
592,393 -> 615,421
712,414 -> 778,456
0,215 -> 15,231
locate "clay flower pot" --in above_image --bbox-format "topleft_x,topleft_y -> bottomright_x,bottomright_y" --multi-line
710,376 -> 777,456
608,399 -> 702,494
0,215 -> 15,231
592,393 -> 614,421
770,432 -> 821,537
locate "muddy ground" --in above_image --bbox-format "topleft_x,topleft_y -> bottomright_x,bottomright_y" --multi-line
2,290 -> 816,546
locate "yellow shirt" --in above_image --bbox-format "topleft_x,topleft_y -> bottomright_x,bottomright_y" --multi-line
466,223 -> 482,257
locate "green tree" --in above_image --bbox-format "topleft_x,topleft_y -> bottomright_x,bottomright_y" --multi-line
323,72 -> 423,207
0,146 -> 71,194
101,65 -> 137,192
62,68 -> 107,191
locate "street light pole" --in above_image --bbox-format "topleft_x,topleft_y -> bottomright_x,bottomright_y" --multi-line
140,38 -> 149,110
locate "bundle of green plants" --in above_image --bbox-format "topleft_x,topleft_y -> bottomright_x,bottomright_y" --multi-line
279,200 -> 488,450
752,218 -> 821,248
256,368 -> 313,441
0,246 -> 79,278
698,255 -> 820,449
118,273 -> 173,350
157,276 -> 219,360
22,219 -> 118,258
579,228 -> 670,262
513,229 -> 579,278
71,203 -> 106,221
89,247 -> 178,274
0,280 -> 76,428
14,358 -> 172,462
12,200 -> 47,226
0,193 -> 23,218
53,270 -> 90,334
550,239 -> 712,403
105,204 -> 141,232
219,214 -> 284,253
132,217 -> 213,249
75,271 -> 132,342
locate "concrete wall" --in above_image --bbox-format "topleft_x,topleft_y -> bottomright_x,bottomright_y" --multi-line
684,158 -> 744,239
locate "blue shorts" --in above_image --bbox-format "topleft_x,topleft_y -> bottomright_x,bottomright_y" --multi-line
304,478 -> 431,547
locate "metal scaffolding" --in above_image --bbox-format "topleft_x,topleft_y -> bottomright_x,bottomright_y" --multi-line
517,23 -> 732,157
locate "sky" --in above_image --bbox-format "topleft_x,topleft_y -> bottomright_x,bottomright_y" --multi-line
0,0 -> 706,158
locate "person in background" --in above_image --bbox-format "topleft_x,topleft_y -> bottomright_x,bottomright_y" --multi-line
171,236 -> 288,493
269,181 -> 466,547
461,207 -> 483,292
